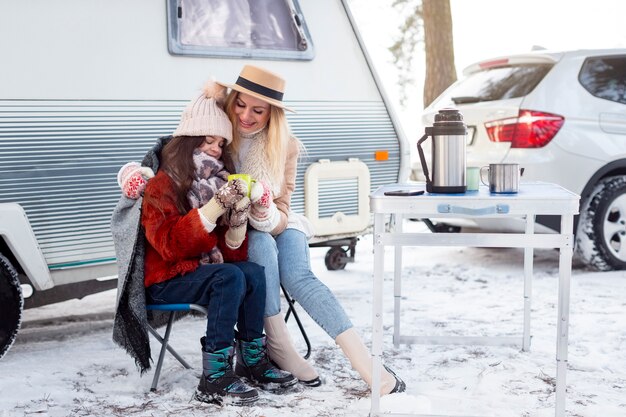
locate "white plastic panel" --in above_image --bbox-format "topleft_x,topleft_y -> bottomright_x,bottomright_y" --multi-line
305,158 -> 370,236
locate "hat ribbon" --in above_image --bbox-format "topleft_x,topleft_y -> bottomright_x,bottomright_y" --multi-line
236,76 -> 284,102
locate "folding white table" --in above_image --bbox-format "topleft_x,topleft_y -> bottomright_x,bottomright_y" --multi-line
369,182 -> 579,417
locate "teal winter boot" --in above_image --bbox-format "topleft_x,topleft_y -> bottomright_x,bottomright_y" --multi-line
195,342 -> 259,406
235,337 -> 298,391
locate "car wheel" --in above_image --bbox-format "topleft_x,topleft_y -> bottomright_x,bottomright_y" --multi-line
0,253 -> 23,359
324,246 -> 348,270
576,176 -> 626,271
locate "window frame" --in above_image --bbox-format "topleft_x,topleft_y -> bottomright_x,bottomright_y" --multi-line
166,0 -> 315,61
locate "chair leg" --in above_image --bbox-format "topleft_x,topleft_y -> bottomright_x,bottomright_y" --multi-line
148,311 -> 192,391
281,284 -> 312,360
147,325 -> 192,369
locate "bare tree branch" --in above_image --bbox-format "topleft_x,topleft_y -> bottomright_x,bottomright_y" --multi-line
390,0 -> 457,108
389,0 -> 422,105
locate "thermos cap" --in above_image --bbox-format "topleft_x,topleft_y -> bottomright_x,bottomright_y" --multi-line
434,108 -> 464,123
431,108 -> 466,135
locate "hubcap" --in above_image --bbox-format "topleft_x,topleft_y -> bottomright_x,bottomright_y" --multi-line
602,194 -> 626,261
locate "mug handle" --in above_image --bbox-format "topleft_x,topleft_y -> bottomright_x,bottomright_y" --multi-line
480,166 -> 489,186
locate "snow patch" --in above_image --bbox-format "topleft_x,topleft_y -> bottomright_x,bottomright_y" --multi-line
352,392 -> 432,415
2,221 -> 626,416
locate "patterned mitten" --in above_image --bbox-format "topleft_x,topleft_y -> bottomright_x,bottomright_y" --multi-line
207,247 -> 224,264
250,180 -> 272,208
248,181 -> 280,232
225,197 -> 251,249
199,179 -> 248,224
249,201 -> 281,233
117,162 -> 155,199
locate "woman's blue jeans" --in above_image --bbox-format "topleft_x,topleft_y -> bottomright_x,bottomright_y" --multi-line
146,262 -> 266,352
247,228 -> 352,339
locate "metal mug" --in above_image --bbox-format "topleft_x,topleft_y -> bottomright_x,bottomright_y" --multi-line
480,163 -> 523,193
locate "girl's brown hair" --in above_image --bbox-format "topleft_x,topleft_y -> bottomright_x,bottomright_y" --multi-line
144,136 -> 204,214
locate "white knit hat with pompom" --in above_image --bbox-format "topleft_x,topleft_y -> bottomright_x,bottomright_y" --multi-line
173,79 -> 233,143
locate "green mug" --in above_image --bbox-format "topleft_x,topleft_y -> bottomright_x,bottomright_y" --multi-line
466,167 -> 480,191
227,173 -> 256,197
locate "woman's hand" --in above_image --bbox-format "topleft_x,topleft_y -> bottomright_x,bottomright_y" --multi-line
250,180 -> 272,209
117,162 -> 155,199
248,181 -> 280,232
249,180 -> 274,220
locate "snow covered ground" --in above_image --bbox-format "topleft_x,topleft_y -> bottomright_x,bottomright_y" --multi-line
1,220 -> 625,417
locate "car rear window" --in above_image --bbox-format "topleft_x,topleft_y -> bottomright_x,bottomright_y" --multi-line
441,64 -> 553,104
579,56 -> 626,105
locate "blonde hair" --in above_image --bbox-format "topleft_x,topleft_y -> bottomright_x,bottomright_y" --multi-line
225,91 -> 300,183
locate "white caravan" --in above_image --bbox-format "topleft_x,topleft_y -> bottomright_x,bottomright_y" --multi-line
0,0 -> 409,357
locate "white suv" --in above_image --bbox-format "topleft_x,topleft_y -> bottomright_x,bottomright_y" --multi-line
422,48 -> 626,271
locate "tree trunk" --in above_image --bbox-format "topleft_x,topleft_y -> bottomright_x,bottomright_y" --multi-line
422,0 -> 456,108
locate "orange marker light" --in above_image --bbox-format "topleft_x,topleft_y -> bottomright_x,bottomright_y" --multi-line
375,150 -> 389,161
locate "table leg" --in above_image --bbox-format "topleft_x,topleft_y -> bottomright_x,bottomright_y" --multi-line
555,215 -> 573,417
523,215 -> 535,351
371,213 -> 385,416
394,214 -> 403,348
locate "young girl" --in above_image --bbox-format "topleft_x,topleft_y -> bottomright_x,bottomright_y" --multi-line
118,80 -> 296,405
219,65 -> 405,395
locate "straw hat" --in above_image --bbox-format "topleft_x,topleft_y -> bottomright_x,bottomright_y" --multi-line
219,65 -> 295,113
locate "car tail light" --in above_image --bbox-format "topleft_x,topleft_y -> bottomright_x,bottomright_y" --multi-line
484,110 -> 564,148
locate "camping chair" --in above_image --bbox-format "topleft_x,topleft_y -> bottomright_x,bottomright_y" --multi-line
145,303 -> 208,391
146,287 -> 311,390
281,284 -> 311,359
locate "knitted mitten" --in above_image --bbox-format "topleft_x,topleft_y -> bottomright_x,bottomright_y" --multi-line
248,181 -> 280,232
199,179 -> 248,224
117,162 -> 155,199
225,197 -> 251,249
250,181 -> 272,209
206,247 -> 224,264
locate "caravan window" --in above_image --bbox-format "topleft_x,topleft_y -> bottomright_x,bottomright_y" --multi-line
167,0 -> 314,60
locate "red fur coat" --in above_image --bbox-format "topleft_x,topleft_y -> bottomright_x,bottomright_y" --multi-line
141,171 -> 248,287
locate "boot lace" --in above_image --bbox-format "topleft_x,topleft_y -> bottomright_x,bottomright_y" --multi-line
208,356 -> 252,394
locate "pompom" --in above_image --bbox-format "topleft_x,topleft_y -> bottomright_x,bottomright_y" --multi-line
203,78 -> 227,105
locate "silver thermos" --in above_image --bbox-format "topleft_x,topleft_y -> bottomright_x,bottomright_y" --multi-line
417,108 -> 467,193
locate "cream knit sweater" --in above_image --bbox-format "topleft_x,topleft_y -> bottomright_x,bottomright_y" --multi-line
232,129 -> 301,236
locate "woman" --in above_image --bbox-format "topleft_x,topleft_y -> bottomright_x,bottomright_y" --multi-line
132,80 -> 296,405
219,65 -> 405,395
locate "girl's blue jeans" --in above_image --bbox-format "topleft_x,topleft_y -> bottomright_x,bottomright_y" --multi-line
146,261 -> 266,352
247,228 -> 352,339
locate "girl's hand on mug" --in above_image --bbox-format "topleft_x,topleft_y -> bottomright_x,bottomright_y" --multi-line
215,179 -> 248,208
225,196 -> 250,249
200,179 -> 248,226
227,196 -> 251,228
